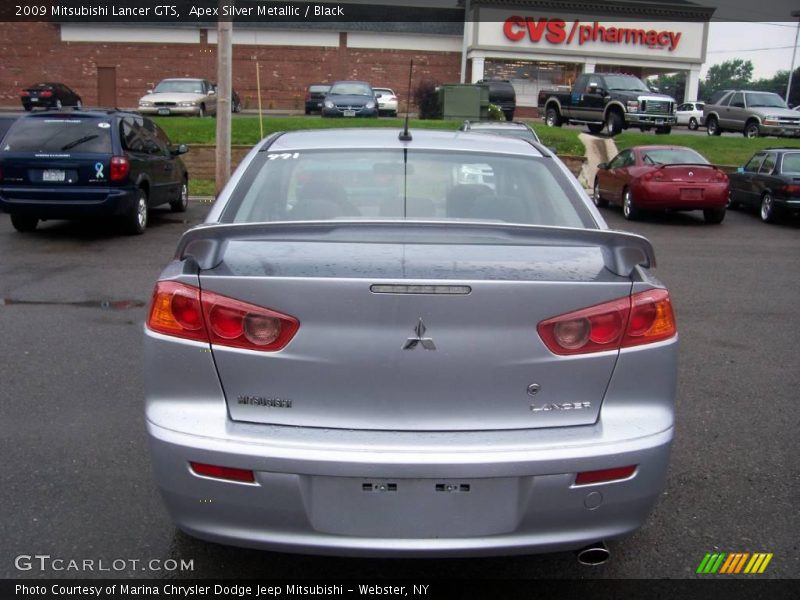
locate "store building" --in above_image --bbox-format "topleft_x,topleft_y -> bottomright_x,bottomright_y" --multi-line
0,1 -> 713,111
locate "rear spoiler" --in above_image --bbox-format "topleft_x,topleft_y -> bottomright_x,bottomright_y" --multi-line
176,221 -> 655,277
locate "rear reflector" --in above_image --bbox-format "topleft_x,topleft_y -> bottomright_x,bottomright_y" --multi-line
190,462 -> 255,483
147,281 -> 299,352
575,465 -> 637,485
537,289 -> 676,355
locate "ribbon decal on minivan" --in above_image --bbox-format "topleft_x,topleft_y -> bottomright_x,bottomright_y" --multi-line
94,162 -> 104,179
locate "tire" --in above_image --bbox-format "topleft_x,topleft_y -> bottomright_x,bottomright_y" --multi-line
655,125 -> 672,135
10,214 -> 38,232
125,188 -> 148,235
622,187 -> 640,220
744,121 -> 760,139
198,104 -> 205,118
23,105 -> 32,112
728,190 -> 740,210
76,99 -> 82,109
503,110 -> 514,122
592,179 -> 608,208
605,110 -> 623,136
706,116 -> 721,136
587,123 -> 604,134
304,107 -> 311,115
170,177 -> 189,213
55,99 -> 62,110
544,107 -> 562,128
703,207 -> 726,224
760,191 -> 778,223
688,117 -> 698,130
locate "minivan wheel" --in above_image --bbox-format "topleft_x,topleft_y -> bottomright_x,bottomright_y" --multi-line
703,207 -> 726,224
11,214 -> 38,232
170,178 -> 189,213
126,188 -> 148,235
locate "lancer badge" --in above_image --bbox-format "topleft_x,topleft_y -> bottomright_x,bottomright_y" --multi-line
403,318 -> 436,350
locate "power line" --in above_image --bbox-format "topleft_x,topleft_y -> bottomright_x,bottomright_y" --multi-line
708,45 -> 796,53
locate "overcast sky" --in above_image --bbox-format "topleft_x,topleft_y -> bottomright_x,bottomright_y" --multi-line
704,22 -> 799,80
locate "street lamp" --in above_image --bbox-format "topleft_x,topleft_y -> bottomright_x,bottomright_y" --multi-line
786,10 -> 800,106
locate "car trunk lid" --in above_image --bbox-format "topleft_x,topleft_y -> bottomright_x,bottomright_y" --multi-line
184,223 -> 652,432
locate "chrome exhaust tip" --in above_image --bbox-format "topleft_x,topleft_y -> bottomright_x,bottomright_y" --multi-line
576,542 -> 610,566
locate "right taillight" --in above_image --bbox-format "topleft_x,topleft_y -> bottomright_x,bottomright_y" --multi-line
147,281 -> 299,352
109,156 -> 130,182
537,289 -> 676,355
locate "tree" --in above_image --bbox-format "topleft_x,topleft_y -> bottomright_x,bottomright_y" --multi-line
652,72 -> 687,102
703,59 -> 754,98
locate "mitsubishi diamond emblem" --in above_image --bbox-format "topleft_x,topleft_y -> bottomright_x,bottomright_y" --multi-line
403,318 -> 436,350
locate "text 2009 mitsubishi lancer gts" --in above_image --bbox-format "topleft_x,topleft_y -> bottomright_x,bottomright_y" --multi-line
144,127 -> 677,559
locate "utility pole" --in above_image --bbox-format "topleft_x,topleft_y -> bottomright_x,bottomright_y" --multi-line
215,0 -> 233,195
786,11 -> 800,106
459,0 -> 471,83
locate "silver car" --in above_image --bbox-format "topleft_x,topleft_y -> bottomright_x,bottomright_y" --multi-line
144,128 -> 678,558
139,78 -> 217,117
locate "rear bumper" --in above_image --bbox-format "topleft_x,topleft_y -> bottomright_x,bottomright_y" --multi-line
632,181 -> 728,210
0,185 -> 137,218
145,326 -> 678,557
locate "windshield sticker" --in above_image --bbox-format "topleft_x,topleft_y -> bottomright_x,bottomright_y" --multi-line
267,153 -> 300,160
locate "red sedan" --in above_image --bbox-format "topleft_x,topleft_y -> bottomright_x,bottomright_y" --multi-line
593,146 -> 729,224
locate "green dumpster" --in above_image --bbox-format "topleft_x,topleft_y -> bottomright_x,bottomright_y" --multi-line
440,84 -> 490,121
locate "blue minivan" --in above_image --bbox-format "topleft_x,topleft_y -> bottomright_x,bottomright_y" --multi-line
0,109 -> 188,234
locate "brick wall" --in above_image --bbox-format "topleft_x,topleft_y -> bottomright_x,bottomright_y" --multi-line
0,23 -> 461,110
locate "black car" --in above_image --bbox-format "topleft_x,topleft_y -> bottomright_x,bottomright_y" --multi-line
478,79 -> 516,121
728,148 -> 800,223
0,109 -> 189,234
321,81 -> 378,118
305,84 -> 330,114
20,82 -> 82,111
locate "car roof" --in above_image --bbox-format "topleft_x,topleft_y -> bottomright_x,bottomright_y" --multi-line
373,87 -> 394,91
158,78 -> 205,82
331,80 -> 371,86
631,145 -> 703,152
264,128 -> 545,157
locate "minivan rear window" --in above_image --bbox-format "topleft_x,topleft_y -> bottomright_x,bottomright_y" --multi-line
2,117 -> 113,154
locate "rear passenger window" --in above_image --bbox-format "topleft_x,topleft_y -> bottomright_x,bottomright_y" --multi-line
744,154 -> 764,173
759,154 -> 776,174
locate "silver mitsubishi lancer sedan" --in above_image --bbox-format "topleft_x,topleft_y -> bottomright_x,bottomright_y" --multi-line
144,127 -> 677,559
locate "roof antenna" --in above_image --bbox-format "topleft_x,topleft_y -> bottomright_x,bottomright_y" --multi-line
399,59 -> 413,142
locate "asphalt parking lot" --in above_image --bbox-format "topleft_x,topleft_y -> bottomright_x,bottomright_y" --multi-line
1,201 -> 798,580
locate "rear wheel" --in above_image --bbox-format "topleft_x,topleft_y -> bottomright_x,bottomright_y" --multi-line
688,117 -> 698,130
544,107 -> 561,127
11,214 -> 38,232
170,177 -> 189,212
125,188 -> 148,235
622,188 -> 640,220
592,179 -> 608,207
703,207 -> 726,224
706,116 -> 721,136
655,125 -> 672,135
55,99 -> 62,110
587,123 -> 604,134
744,121 -> 760,139
76,99 -> 82,109
198,104 -> 205,118
728,190 -> 740,210
605,110 -> 623,136
760,192 -> 778,223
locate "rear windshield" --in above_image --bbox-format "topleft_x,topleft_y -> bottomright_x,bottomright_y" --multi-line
309,85 -> 330,93
222,149 -> 593,228
641,148 -> 709,165
1,117 -> 113,154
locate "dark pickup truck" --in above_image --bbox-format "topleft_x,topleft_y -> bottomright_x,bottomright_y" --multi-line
538,73 -> 676,136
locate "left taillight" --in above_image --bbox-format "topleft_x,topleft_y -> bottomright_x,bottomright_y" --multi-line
537,289 -> 676,356
109,156 -> 129,182
147,281 -> 299,352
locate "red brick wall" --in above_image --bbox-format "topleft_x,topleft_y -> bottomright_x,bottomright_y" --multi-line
0,23 -> 461,110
